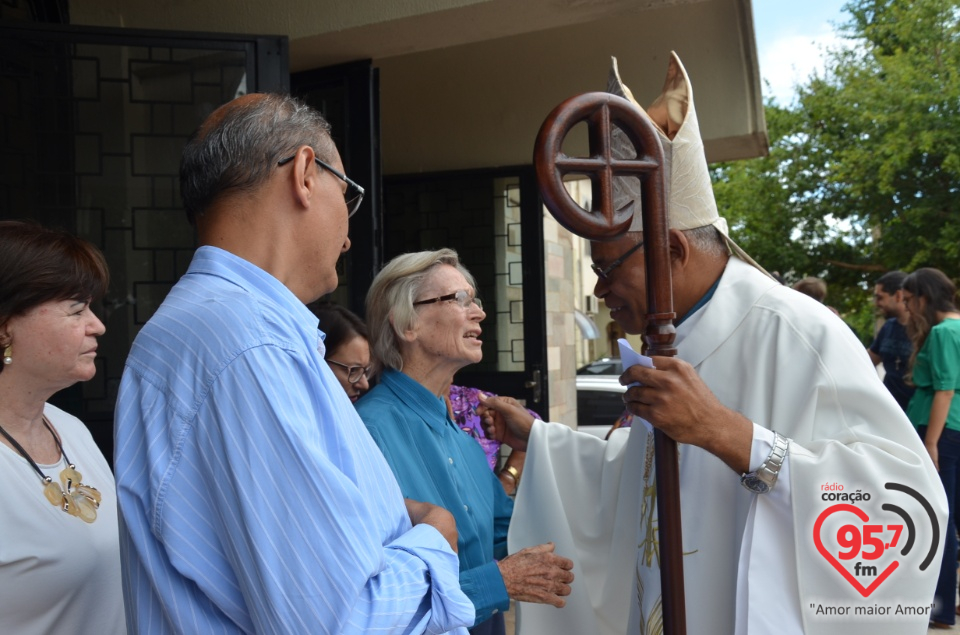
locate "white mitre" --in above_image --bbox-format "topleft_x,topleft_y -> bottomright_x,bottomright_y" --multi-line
607,51 -> 765,272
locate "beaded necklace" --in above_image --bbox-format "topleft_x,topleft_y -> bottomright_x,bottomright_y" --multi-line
0,416 -> 101,523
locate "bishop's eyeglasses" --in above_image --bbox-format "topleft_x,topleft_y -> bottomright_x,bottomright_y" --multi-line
591,240 -> 644,280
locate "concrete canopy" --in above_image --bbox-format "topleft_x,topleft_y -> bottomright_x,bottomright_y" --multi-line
72,0 -> 768,173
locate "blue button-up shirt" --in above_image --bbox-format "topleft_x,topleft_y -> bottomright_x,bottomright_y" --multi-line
357,370 -> 513,626
115,246 -> 473,635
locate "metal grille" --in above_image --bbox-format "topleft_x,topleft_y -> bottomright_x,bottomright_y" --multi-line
383,174 -> 527,373
0,24 -> 286,461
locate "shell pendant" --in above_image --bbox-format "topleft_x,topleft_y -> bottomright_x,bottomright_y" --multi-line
39,466 -> 100,523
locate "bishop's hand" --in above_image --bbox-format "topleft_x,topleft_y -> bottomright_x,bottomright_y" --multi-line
477,393 -> 534,452
622,356 -> 753,474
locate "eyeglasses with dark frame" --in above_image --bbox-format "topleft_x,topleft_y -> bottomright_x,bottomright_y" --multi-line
591,240 -> 645,280
326,359 -> 372,384
277,154 -> 365,217
413,289 -> 483,311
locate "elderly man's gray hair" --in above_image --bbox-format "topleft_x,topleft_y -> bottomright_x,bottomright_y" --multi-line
180,93 -> 333,224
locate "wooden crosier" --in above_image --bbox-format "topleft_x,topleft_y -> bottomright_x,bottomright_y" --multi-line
533,91 -> 686,635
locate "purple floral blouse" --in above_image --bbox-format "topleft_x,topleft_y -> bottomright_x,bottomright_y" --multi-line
448,385 -> 540,471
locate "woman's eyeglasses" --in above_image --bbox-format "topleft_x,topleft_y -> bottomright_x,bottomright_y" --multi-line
326,359 -> 371,383
413,289 -> 483,311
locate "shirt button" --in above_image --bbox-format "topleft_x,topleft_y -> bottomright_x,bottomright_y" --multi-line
492,609 -> 499,615
448,457 -> 454,464
463,504 -> 469,511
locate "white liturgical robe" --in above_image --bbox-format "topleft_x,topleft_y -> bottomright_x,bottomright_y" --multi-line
509,257 -> 946,635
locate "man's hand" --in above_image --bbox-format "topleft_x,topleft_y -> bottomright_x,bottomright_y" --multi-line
477,394 -> 535,451
497,543 -> 574,607
405,498 -> 458,553
622,356 -> 753,474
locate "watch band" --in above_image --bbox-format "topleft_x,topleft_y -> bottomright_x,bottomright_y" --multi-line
739,431 -> 789,494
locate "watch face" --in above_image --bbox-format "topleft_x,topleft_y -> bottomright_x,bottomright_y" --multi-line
741,474 -> 770,494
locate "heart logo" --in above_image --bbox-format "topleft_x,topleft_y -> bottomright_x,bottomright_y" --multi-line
813,503 -> 900,597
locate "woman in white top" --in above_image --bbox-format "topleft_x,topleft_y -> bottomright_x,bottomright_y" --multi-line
0,220 -> 126,634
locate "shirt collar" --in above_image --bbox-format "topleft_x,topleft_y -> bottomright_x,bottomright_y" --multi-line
379,369 -> 451,432
676,275 -> 722,327
676,257 -> 780,367
186,245 -> 322,350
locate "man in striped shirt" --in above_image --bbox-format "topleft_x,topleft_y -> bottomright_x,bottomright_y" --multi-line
115,93 -> 474,634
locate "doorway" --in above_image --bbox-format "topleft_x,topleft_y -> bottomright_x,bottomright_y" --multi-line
292,60 -> 381,317
383,167 -> 549,415
0,22 -> 288,460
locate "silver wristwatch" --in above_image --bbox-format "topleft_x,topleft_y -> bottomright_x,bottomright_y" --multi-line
740,432 -> 789,494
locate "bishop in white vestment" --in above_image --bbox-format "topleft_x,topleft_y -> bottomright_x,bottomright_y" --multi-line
490,53 -> 946,635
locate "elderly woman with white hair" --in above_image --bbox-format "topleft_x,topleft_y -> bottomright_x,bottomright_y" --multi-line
356,248 -> 574,635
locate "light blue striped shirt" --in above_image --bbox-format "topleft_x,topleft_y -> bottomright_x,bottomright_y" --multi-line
115,246 -> 473,635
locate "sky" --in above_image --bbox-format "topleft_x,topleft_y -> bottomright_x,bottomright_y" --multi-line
752,0 -> 849,106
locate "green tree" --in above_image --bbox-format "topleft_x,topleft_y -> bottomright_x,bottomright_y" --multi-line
712,0 -> 960,341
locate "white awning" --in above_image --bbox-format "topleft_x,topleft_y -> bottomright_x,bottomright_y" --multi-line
574,310 -> 600,340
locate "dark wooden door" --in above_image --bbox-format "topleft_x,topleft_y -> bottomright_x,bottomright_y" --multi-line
292,61 -> 381,318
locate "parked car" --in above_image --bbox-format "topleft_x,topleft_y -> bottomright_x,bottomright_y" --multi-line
576,372 -> 627,439
576,357 -> 623,377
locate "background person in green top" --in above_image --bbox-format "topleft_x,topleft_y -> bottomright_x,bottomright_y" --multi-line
902,267 -> 960,629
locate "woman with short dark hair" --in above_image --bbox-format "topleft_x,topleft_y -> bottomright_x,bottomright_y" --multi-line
0,220 -> 126,634
311,302 -> 372,403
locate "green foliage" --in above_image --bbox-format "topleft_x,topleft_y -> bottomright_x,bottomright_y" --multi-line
712,0 -> 960,341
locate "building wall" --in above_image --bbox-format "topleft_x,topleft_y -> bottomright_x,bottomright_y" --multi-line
376,0 -> 765,175
69,0 -> 490,42
543,211 -> 577,426
71,0 -> 767,175
543,178 -> 646,426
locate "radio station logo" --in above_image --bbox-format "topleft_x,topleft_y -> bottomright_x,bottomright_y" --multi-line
813,482 -> 939,598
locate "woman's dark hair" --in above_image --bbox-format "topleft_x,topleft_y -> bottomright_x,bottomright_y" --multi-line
0,221 -> 109,372
310,302 -> 368,358
902,267 -> 958,374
